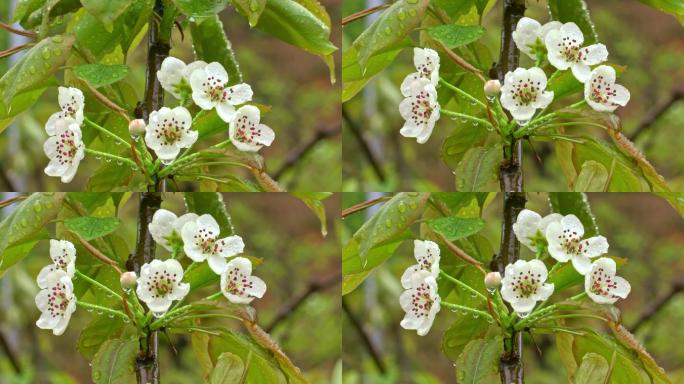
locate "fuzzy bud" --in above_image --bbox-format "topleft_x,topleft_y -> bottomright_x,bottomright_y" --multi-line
484,271 -> 502,292
484,79 -> 501,98
120,271 -> 138,291
128,119 -> 146,137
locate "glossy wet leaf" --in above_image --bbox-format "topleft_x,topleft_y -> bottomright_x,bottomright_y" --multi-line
190,15 -> 242,85
210,352 -> 245,384
290,192 -> 332,236
456,334 -> 503,383
572,137 -> 645,191
427,217 -> 485,241
574,160 -> 609,192
442,315 -> 490,362
91,336 -> 138,384
0,34 -> 74,104
455,143 -> 503,192
342,40 -> 409,102
427,25 -> 485,49
174,0 -> 230,17
231,0 -> 267,27
575,353 -> 610,384
342,239 -> 404,295
441,124 -> 490,171
64,216 -> 121,240
208,331 -> 286,383
73,64 -> 129,88
78,316 -> 126,360
573,331 -> 653,384
82,0 -> 132,32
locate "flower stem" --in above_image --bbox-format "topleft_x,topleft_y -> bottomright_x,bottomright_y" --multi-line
439,77 -> 486,109
538,313 -> 607,323
441,301 -> 494,321
85,148 -> 138,169
157,139 -> 233,178
441,109 -> 494,129
439,270 -> 487,302
75,270 -> 122,300
77,301 -> 129,320
84,117 -> 129,145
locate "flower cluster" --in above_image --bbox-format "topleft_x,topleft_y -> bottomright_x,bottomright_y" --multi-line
502,208 -> 631,315
504,17 -> 630,121
43,87 -> 86,183
35,240 -> 78,335
399,240 -> 442,336
398,48 -> 442,144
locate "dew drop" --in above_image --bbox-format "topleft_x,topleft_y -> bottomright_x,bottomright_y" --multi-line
398,202 -> 407,212
152,311 -> 166,318
96,310 -> 103,315
384,26 -> 392,35
486,287 -> 496,294
108,314 -> 114,318
486,95 -> 496,101
249,0 -> 259,11
517,119 -> 530,127
33,204 -> 42,213
51,35 -> 63,43
408,9 -> 417,16
517,311 -> 530,319
41,49 -> 51,60
473,313 -> 479,319
29,66 -> 37,74
384,218 -> 392,228
398,10 -> 406,20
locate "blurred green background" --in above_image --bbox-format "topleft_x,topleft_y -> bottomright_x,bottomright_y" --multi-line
342,0 -> 684,192
341,192 -> 684,383
0,0 -> 341,192
0,192 -> 341,383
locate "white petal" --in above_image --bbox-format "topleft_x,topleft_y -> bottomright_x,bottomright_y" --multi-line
400,265 -> 421,289
246,276 -> 267,299
571,255 -> 593,275
181,221 -> 208,262
511,105 -> 536,121
197,214 -> 221,234
533,283 -> 554,301
511,298 -> 537,314
546,222 -> 571,262
171,282 -> 190,301
539,21 -> 562,39
400,73 -> 422,97
561,22 -> 584,46
545,30 -> 571,70
149,209 -> 178,250
148,297 -> 173,313
612,276 -> 631,299
561,214 -> 585,238
611,84 -> 630,107
208,254 -> 228,274
581,236 -> 609,258
571,63 -> 592,83
512,17 -> 541,58
532,91 -> 554,109
217,235 -> 245,257
223,83 -> 253,106
174,213 -> 199,234
527,67 -> 548,89
177,129 -> 198,149
539,213 -> 563,232
580,44 -> 608,66
37,265 -> 55,289
513,209 -> 542,250
216,102 -> 237,123
528,259 -> 549,280
205,62 -> 229,83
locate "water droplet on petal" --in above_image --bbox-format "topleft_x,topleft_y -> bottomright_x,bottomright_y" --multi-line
517,311 -> 530,319
152,311 -> 166,318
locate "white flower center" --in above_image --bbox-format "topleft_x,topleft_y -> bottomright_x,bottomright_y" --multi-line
509,78 -> 542,106
408,282 -> 434,318
193,227 -> 220,255
154,117 -> 184,145
408,90 -> 434,126
556,36 -> 581,63
55,130 -> 79,164
589,74 -> 618,105
509,270 -> 543,299
590,267 -> 618,298
202,75 -> 226,102
556,228 -> 589,256
47,283 -> 70,317
145,269 -> 178,298
233,115 -> 262,144
224,268 -> 254,297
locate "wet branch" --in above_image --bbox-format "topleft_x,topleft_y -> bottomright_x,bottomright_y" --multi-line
629,90 -> 684,142
273,124 -> 341,180
342,298 -> 387,374
631,282 -> 684,332
342,107 -> 386,183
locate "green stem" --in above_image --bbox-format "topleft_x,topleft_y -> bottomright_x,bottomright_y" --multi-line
157,139 -> 233,178
439,77 -> 486,109
75,270 -> 122,300
442,301 -> 494,321
441,109 -> 493,129
439,270 -> 487,302
77,301 -> 129,320
85,148 -> 138,169
170,313 -> 242,323
538,313 -> 607,323
84,117 -> 129,145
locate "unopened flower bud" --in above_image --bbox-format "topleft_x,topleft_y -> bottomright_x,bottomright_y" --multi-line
484,79 -> 501,98
484,271 -> 502,292
120,271 -> 137,292
128,119 -> 146,137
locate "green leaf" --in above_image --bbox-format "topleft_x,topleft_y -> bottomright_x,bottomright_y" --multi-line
455,144 -> 503,192
82,0 -> 133,32
341,40 -> 409,102
192,332 -> 214,379
230,0 -> 267,26
573,331 -> 652,384
571,137 -> 644,192
557,333 -> 578,380
608,323 -> 673,384
87,161 -> 135,192
290,192 -> 332,236
0,193 -> 64,277
210,352 -> 245,384
184,192 -> 234,236
427,217 -> 485,241
548,192 -> 599,237
208,331 -> 286,383
456,334 -> 504,384
427,25 -> 485,49
574,160 -> 609,192
548,0 -> 598,45
190,15 -> 243,85
442,315 -> 490,361
635,0 -> 684,23
91,336 -> 138,384
575,353 -> 610,384
64,216 -> 121,240
441,121 -> 490,170
342,239 -> 403,295
0,34 -> 74,104
0,86 -> 50,134
78,316 -> 126,360
72,64 -> 129,88
173,0 -> 230,17
234,0 -> 336,56
351,0 -> 429,69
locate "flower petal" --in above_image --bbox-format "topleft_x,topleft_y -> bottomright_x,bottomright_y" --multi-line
208,254 -> 228,274
546,222 -> 572,262
571,254 -> 593,275
581,236 -> 609,258
571,63 -> 592,83
580,43 -> 608,66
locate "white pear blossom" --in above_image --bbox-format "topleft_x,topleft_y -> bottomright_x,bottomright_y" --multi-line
45,87 -> 84,135
399,79 -> 440,144
136,259 -> 190,316
400,240 -> 440,289
35,270 -> 76,336
546,214 -> 609,275
149,209 -> 199,252
44,117 -> 85,183
512,209 -> 562,252
229,105 -> 275,152
220,257 -> 267,304
144,106 -> 198,164
545,22 -> 608,83
512,17 -> 561,60
585,257 -> 631,304
190,62 -> 253,123
500,67 -> 554,122
501,259 -> 554,315
37,240 -> 76,289
399,271 -> 441,336
181,214 -> 245,274
584,65 -> 631,112
157,56 -> 207,100
400,47 -> 440,97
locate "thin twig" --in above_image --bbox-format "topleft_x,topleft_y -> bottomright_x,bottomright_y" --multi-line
342,107 -> 386,182
0,330 -> 21,373
265,272 -> 341,332
83,82 -> 131,122
0,21 -> 37,38
437,41 -> 485,82
341,196 -> 390,218
630,90 -> 684,142
73,233 -> 123,274
342,298 -> 386,374
0,43 -> 33,59
631,282 -> 684,332
342,4 -> 389,25
273,125 -> 340,180
436,232 -> 486,274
